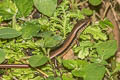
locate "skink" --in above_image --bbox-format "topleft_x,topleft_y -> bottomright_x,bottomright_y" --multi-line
50,18 -> 90,59
0,18 -> 90,68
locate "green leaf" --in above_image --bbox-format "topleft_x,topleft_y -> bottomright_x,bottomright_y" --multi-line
89,0 -> 102,6
62,73 -> 74,80
21,22 -> 40,39
62,60 -> 77,70
84,63 -> 105,80
67,10 -> 85,20
35,39 -> 45,48
0,28 -> 21,39
76,60 -> 88,68
90,57 -> 108,65
44,35 -> 62,48
33,0 -> 57,17
0,49 -> 6,64
72,69 -> 85,77
80,41 -> 94,47
81,8 -> 93,16
0,16 -> 2,23
36,31 -> 53,38
29,55 -> 49,67
72,63 -> 105,80
72,60 -> 88,77
78,47 -> 89,59
84,26 -> 107,40
0,0 -> 17,20
95,40 -> 117,60
46,76 -> 61,80
99,19 -> 114,28
14,0 -> 33,17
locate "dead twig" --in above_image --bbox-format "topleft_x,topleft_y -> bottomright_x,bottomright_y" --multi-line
36,68 -> 49,78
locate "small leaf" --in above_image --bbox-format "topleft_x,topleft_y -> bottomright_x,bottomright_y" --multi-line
0,28 -> 21,39
62,60 -> 77,69
33,0 -> 57,17
29,55 -> 49,67
14,0 -> 33,17
81,8 -> 93,16
78,47 -> 89,59
0,49 -> 6,64
21,22 -> 40,39
95,40 -> 117,60
89,0 -> 102,6
99,19 -> 114,28
62,73 -> 74,80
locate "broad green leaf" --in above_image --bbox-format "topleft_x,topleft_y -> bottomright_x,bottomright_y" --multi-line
62,60 -> 77,69
72,60 -> 88,77
95,40 -> 117,60
0,28 -> 21,39
33,0 -> 57,17
29,55 -> 49,67
72,63 -> 105,80
14,0 -> 33,17
44,35 -> 62,48
21,22 -> 40,39
89,0 -> 102,6
84,63 -> 105,80
81,8 -> 93,16
0,49 -> 6,64
0,0 -> 17,20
